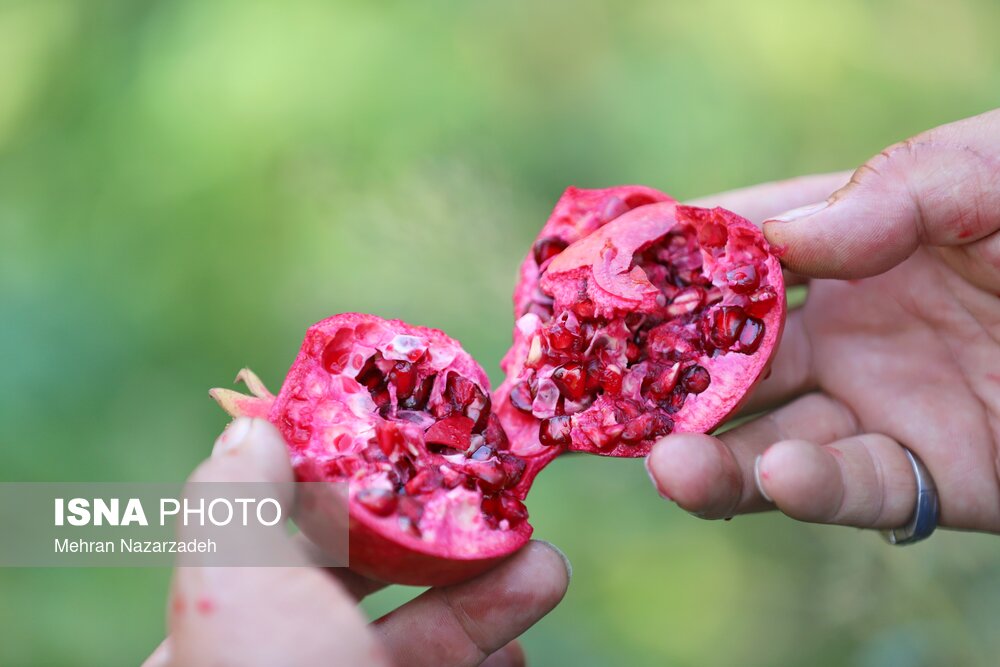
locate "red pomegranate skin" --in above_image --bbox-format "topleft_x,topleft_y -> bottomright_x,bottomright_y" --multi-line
498,197 -> 785,459
212,313 -> 541,586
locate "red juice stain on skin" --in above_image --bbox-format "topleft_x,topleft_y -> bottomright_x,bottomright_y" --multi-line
195,597 -> 216,615
171,595 -> 186,615
986,373 -> 1000,384
957,228 -> 974,239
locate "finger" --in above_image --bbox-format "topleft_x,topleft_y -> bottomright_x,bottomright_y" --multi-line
754,434 -> 917,528
170,419 -> 389,667
647,393 -> 859,519
688,172 -> 852,288
481,641 -> 527,667
942,228 -> 1000,293
141,638 -> 170,667
290,533 -> 388,601
736,308 -> 817,415
374,541 -> 570,667
686,171 -> 852,225
764,109 -> 1000,288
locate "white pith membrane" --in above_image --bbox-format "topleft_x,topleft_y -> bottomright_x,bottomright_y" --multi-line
274,318 -> 530,556
501,203 -> 782,456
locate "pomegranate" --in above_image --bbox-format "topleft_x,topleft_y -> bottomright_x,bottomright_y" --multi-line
211,313 -> 549,586
515,185 -> 675,320
498,198 -> 785,458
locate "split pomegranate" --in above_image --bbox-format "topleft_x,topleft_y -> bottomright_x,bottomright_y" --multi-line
498,197 -> 785,458
211,313 -> 547,586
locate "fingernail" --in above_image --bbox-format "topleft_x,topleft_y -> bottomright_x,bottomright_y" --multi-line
213,417 -> 253,456
644,455 -> 672,501
536,540 -> 572,582
753,455 -> 773,503
765,200 -> 829,224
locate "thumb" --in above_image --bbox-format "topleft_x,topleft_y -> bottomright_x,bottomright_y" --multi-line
167,419 -> 388,666
763,109 -> 1000,281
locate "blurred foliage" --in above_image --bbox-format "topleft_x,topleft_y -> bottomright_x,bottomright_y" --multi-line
2,0 -> 1000,665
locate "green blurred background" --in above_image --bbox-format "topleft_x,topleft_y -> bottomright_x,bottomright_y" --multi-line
2,0 -> 999,664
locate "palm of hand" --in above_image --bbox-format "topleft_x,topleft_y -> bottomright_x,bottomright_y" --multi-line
801,246 -> 1000,530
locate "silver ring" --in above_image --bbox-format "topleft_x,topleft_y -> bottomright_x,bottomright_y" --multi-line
882,447 -> 939,546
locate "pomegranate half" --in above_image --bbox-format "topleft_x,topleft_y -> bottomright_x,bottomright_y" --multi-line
212,313 -> 548,586
498,192 -> 785,458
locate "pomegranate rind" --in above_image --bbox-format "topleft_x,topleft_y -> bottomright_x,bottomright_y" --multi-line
500,201 -> 786,458
513,185 -> 675,319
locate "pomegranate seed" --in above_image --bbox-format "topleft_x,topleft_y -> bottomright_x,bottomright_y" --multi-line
465,392 -> 491,433
705,287 -> 724,305
626,341 -> 641,363
445,373 -> 477,410
355,488 -> 397,517
375,422 -> 405,456
483,413 -> 509,450
737,317 -> 765,354
481,494 -> 529,525
647,363 -> 681,400
539,415 -> 572,446
599,364 -> 623,394
665,286 -> 704,317
405,468 -> 442,495
726,264 -> 759,294
621,415 -> 652,442
321,337 -> 353,373
440,466 -> 464,489
697,220 -> 728,248
649,414 -> 674,438
660,390 -> 686,413
552,363 -> 587,401
746,286 -> 777,317
588,424 -> 624,449
388,361 -> 416,399
424,415 -> 475,450
401,374 -> 434,410
509,381 -> 534,413
526,335 -> 544,367
497,453 -> 526,488
356,355 -> 384,390
371,388 -> 391,412
533,236 -> 568,266
708,306 -> 747,348
468,459 -> 507,492
547,322 -> 576,351
682,365 -> 711,394
470,444 -> 494,461
573,299 -> 596,318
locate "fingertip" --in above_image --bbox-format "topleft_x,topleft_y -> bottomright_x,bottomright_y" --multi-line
481,640 -> 526,667
648,434 -> 740,518
140,638 -> 171,667
196,418 -> 293,485
518,541 -> 571,610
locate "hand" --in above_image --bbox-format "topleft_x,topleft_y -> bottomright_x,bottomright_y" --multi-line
142,418 -> 570,667
646,108 -> 1000,534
